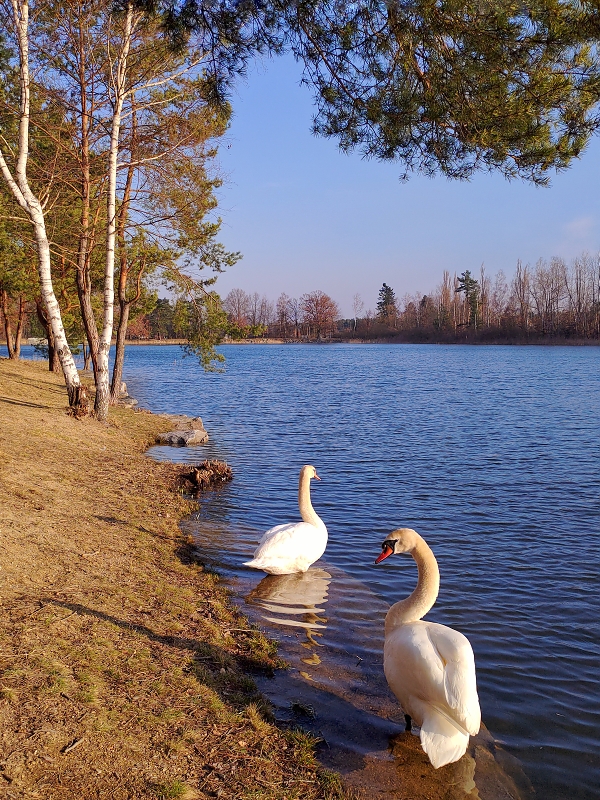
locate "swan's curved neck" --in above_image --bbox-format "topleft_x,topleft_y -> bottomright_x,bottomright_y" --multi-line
385,535 -> 440,634
298,469 -> 323,528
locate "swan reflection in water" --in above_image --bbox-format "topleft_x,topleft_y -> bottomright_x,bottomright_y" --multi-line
245,568 -> 331,646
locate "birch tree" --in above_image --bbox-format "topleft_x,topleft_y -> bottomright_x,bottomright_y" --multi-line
89,0 -> 137,419
0,0 -> 82,404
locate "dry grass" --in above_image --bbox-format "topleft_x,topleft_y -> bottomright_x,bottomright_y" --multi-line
0,359 -> 349,800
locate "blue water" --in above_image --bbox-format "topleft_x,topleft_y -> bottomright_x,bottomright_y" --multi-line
11,342 -> 599,797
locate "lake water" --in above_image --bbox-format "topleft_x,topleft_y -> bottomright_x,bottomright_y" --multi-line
10,342 -> 599,797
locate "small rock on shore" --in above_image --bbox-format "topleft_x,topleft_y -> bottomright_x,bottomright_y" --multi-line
156,414 -> 209,446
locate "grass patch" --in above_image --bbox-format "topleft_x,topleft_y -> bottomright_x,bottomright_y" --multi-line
153,780 -> 190,799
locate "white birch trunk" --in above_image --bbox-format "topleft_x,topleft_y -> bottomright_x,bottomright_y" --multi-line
94,2 -> 136,421
0,0 -> 81,402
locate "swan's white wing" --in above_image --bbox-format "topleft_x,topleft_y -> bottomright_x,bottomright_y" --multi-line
384,620 -> 480,769
425,622 -> 481,736
252,521 -> 315,560
383,621 -> 480,734
384,622 -> 445,714
255,522 -> 297,548
245,521 -> 327,573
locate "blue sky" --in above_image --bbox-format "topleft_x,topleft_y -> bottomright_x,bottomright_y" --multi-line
212,53 -> 600,318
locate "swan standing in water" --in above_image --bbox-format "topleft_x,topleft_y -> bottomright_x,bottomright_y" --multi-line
244,465 -> 327,575
375,528 -> 480,769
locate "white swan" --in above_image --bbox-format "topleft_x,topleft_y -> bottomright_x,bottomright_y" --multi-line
244,465 -> 328,575
375,528 -> 481,769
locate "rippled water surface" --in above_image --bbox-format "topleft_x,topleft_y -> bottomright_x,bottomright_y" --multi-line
123,343 -> 600,799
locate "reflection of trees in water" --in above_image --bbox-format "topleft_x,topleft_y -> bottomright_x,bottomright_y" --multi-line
246,568 -> 331,648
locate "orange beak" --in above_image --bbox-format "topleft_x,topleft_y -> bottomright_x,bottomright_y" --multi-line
375,545 -> 394,564
314,472 -> 321,480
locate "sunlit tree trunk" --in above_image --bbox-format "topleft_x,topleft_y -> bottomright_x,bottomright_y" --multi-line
75,18 -> 100,383
1,288 -> 16,358
35,298 -> 60,373
13,294 -> 26,358
0,0 -> 81,403
110,107 -> 139,404
95,1 -> 136,420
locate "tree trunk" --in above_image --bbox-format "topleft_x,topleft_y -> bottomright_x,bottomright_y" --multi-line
75,18 -> 100,386
76,258 -> 99,378
110,104 -> 138,405
31,203 -> 81,401
82,339 -> 92,370
94,1 -> 135,421
1,288 -> 16,358
35,298 -> 60,373
0,0 -> 81,404
110,299 -> 130,402
13,294 -> 26,358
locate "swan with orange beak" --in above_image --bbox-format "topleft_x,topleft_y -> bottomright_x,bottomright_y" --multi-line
375,528 -> 481,768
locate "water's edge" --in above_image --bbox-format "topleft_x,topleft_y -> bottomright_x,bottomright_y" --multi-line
182,516 -> 534,800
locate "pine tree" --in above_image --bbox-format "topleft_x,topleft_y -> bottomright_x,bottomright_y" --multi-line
376,283 -> 398,327
455,271 -> 481,329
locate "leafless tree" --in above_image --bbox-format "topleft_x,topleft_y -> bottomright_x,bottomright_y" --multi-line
529,258 -> 566,335
300,290 -> 340,339
276,292 -> 292,338
490,270 -> 509,328
288,296 -> 302,339
352,292 -> 364,331
479,265 -> 491,327
246,291 -> 260,326
223,288 -> 250,327
510,261 -> 531,332
564,253 -> 598,336
258,295 -> 274,327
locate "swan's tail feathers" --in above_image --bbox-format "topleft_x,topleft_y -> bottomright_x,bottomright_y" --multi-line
243,558 -> 293,575
419,708 -> 470,769
244,558 -> 264,570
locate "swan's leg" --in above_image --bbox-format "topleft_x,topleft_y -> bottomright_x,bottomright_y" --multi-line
404,714 -> 412,732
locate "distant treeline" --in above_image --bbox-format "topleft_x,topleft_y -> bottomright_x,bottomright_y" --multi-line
359,255 -> 600,343
107,252 -> 600,343
215,253 -> 600,343
5,253 -> 599,349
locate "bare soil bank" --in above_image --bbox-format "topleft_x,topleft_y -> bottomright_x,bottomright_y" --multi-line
0,359 -> 347,800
